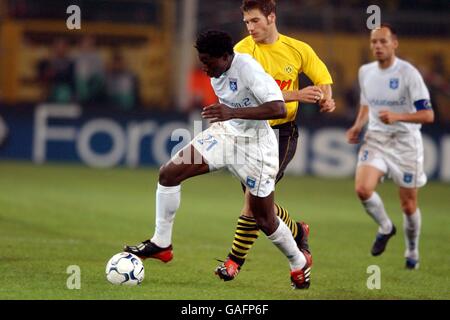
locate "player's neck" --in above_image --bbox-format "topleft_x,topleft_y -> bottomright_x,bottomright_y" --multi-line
259,29 -> 279,45
378,55 -> 396,70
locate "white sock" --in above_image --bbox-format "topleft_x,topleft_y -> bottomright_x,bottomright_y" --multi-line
403,208 -> 421,260
267,217 -> 306,270
362,192 -> 393,234
150,183 -> 181,248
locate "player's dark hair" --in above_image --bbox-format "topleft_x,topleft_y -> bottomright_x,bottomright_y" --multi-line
195,30 -> 234,58
241,0 -> 276,17
379,23 -> 398,38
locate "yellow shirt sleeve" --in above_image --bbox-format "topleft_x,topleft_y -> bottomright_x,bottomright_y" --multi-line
296,41 -> 333,85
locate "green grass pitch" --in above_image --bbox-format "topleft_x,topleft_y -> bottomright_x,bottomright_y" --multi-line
0,161 -> 449,300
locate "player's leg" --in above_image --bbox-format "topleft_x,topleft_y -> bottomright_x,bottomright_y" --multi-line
272,122 -> 304,242
355,164 -> 392,232
247,191 -> 310,288
399,187 -> 421,269
219,188 -> 261,271
225,188 -> 309,264
124,145 -> 210,261
217,122 -> 308,275
151,145 -> 210,246
355,164 -> 396,255
272,123 -> 310,253
390,131 -> 426,269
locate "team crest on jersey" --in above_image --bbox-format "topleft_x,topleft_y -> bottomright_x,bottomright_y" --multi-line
389,78 -> 399,89
284,65 -> 294,74
403,172 -> 413,184
246,176 -> 256,188
229,78 -> 238,92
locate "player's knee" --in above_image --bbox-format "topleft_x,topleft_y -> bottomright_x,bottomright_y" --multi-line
355,185 -> 373,201
158,164 -> 177,186
254,216 -> 272,234
241,202 -> 254,217
401,199 -> 417,215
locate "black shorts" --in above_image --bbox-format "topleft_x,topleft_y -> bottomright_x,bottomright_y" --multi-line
240,121 -> 299,192
272,121 -> 299,184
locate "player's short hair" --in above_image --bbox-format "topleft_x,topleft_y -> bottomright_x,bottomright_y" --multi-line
241,0 -> 276,17
195,30 -> 234,58
378,23 -> 398,38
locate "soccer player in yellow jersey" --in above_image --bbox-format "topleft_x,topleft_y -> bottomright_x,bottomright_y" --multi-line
215,0 -> 335,287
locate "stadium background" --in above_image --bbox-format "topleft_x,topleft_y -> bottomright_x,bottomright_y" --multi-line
0,0 -> 449,300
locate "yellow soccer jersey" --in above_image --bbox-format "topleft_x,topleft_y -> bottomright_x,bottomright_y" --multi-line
234,34 -> 333,126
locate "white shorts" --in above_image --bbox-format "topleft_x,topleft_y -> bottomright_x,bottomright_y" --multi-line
357,130 -> 427,188
191,122 -> 278,197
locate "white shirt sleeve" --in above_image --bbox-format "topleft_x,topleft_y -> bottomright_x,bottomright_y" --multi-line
407,67 -> 431,103
358,66 -> 369,106
239,59 -> 284,104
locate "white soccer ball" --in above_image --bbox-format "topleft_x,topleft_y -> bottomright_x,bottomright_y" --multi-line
105,252 -> 145,286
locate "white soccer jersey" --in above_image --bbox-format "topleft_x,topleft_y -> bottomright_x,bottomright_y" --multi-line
359,58 -> 431,133
210,52 -> 284,137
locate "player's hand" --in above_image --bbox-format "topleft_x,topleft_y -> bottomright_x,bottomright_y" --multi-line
297,86 -> 324,103
201,103 -> 234,123
379,110 -> 398,124
346,126 -> 361,144
319,98 -> 336,113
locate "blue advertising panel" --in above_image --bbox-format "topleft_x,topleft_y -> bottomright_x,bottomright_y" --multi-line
1,104 -> 449,182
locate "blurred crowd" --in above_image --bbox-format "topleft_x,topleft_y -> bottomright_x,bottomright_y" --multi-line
7,0 -> 158,24
37,36 -> 140,111
419,54 -> 450,123
1,0 -> 448,124
27,33 -> 450,124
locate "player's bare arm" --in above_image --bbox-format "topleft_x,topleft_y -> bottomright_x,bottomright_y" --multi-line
317,84 -> 336,113
282,85 -> 335,113
282,86 -> 323,104
201,101 -> 286,123
346,105 -> 369,144
378,109 -> 434,125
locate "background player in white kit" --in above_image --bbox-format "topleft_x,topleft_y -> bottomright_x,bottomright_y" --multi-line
346,24 -> 434,269
125,30 -> 311,288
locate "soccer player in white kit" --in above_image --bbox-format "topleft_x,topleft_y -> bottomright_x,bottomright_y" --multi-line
346,24 -> 434,269
125,30 -> 310,288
